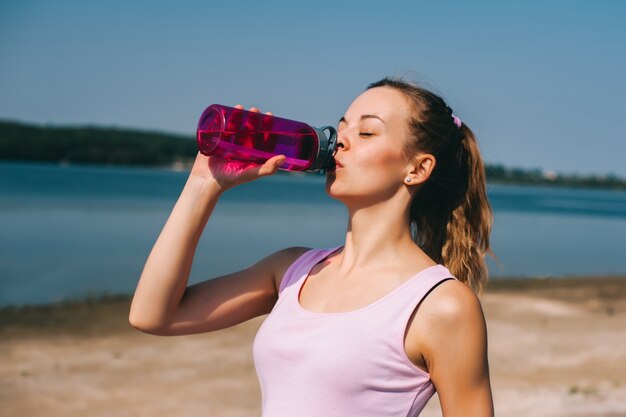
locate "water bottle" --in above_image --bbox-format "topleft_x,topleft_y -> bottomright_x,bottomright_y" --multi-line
196,104 -> 338,173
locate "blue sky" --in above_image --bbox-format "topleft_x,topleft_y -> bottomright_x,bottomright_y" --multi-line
1,0 -> 625,177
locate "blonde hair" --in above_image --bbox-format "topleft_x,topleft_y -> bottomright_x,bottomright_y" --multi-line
367,77 -> 496,296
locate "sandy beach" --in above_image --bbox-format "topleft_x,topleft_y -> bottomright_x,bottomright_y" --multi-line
1,276 -> 625,417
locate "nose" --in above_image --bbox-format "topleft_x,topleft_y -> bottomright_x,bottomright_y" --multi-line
334,132 -> 348,155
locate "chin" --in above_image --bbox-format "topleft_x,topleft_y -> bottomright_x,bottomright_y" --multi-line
324,178 -> 356,203
325,175 -> 342,199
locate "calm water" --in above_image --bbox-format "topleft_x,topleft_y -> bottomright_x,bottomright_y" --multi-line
1,161 -> 626,307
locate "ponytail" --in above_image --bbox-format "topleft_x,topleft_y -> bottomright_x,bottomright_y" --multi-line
440,125 -> 494,295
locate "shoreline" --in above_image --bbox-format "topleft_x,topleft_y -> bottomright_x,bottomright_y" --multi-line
2,274 -> 625,417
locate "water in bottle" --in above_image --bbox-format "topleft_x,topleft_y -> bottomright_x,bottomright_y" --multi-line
197,104 -> 337,173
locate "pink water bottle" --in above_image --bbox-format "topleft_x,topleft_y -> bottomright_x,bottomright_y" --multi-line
196,104 -> 338,173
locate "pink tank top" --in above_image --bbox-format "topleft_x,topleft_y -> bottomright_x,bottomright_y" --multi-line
253,246 -> 459,417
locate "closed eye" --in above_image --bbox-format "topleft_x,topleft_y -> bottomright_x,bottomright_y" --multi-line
359,133 -> 374,137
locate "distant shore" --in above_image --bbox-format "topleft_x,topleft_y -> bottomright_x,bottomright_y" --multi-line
1,274 -> 625,417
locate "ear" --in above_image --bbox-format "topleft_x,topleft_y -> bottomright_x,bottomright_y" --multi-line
405,153 -> 436,185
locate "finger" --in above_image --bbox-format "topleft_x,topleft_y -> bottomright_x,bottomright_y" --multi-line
265,111 -> 273,116
249,107 -> 260,113
269,154 -> 286,165
234,104 -> 244,109
258,155 -> 285,176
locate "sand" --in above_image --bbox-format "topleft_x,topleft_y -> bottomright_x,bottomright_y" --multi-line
1,276 -> 625,417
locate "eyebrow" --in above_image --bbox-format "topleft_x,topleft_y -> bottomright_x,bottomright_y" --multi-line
338,115 -> 386,124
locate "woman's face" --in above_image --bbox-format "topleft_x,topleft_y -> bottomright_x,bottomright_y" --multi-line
326,86 -> 413,204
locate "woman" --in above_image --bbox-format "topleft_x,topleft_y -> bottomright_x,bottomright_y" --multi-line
130,76 -> 495,416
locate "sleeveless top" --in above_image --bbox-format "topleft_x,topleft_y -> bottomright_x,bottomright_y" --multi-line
252,246 -> 459,417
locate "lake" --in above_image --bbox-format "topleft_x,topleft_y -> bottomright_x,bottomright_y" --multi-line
1,161 -> 625,307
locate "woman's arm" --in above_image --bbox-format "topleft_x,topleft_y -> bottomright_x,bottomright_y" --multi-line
419,280 -> 495,417
128,167 -> 222,332
129,125 -> 288,335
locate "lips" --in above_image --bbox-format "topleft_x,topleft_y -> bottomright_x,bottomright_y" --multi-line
326,158 -> 343,173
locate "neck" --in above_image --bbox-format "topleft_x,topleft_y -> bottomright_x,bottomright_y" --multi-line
335,190 -> 426,275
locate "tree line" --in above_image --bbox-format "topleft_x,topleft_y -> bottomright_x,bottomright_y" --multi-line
0,120 -> 196,167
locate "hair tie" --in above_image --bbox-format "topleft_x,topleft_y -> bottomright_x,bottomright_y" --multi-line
452,114 -> 462,128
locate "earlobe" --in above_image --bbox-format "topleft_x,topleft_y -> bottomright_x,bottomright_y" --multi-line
406,154 -> 436,184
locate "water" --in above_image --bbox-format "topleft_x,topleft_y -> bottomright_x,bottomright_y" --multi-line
198,131 -> 314,170
1,161 -> 625,307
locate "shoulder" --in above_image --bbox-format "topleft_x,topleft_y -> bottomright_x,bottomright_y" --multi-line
424,278 -> 483,320
416,278 -> 488,353
269,246 -> 314,294
421,278 -> 486,329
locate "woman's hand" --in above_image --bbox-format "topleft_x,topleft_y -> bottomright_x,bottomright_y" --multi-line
190,105 -> 286,193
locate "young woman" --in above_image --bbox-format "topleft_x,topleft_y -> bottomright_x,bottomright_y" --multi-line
130,77 -> 495,416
